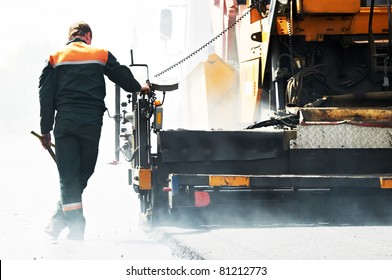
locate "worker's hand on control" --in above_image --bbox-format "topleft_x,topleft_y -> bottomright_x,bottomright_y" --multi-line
40,133 -> 52,150
140,83 -> 151,94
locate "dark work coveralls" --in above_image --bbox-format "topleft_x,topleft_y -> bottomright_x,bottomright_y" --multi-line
39,38 -> 141,239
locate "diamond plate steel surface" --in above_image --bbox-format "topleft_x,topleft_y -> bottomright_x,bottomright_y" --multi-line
290,124 -> 392,149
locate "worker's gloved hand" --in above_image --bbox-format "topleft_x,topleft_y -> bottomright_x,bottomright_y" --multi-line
40,133 -> 52,150
140,83 -> 151,95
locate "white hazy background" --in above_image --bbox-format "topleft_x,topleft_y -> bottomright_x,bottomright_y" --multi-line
0,0 -> 216,145
0,0 -> 186,138
0,0 -> 205,263
0,0 -> 211,259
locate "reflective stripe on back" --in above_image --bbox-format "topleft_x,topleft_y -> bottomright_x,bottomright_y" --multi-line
55,60 -> 105,66
50,42 -> 108,68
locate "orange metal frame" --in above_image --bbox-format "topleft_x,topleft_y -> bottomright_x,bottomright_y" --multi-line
277,7 -> 388,41
251,4 -> 390,41
277,7 -> 390,41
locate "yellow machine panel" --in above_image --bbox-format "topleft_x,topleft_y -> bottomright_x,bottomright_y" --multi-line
380,177 -> 392,189
299,0 -> 360,14
239,58 -> 261,123
134,168 -> 152,191
277,6 -> 389,41
180,54 -> 241,129
209,175 -> 250,187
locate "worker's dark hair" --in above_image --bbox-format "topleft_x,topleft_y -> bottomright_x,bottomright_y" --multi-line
68,21 -> 92,39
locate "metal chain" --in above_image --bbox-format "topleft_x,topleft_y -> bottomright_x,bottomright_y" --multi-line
154,1 -> 262,78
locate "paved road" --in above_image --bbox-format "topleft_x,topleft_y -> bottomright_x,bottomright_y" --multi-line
147,186 -> 392,260
0,132 -> 176,260
154,223 -> 392,260
3,132 -> 392,261
151,195 -> 392,260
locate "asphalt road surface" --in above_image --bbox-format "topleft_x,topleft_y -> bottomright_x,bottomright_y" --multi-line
152,208 -> 392,260
0,132 -> 176,260
2,132 -> 392,261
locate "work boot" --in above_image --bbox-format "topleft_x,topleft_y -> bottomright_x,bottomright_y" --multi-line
44,200 -> 66,239
64,208 -> 86,240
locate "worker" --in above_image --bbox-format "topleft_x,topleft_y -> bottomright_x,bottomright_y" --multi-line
38,21 -> 150,240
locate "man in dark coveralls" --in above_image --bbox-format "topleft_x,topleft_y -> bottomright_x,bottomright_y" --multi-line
38,21 -> 150,240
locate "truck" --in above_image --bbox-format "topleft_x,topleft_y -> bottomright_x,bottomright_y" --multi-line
117,0 -> 392,225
